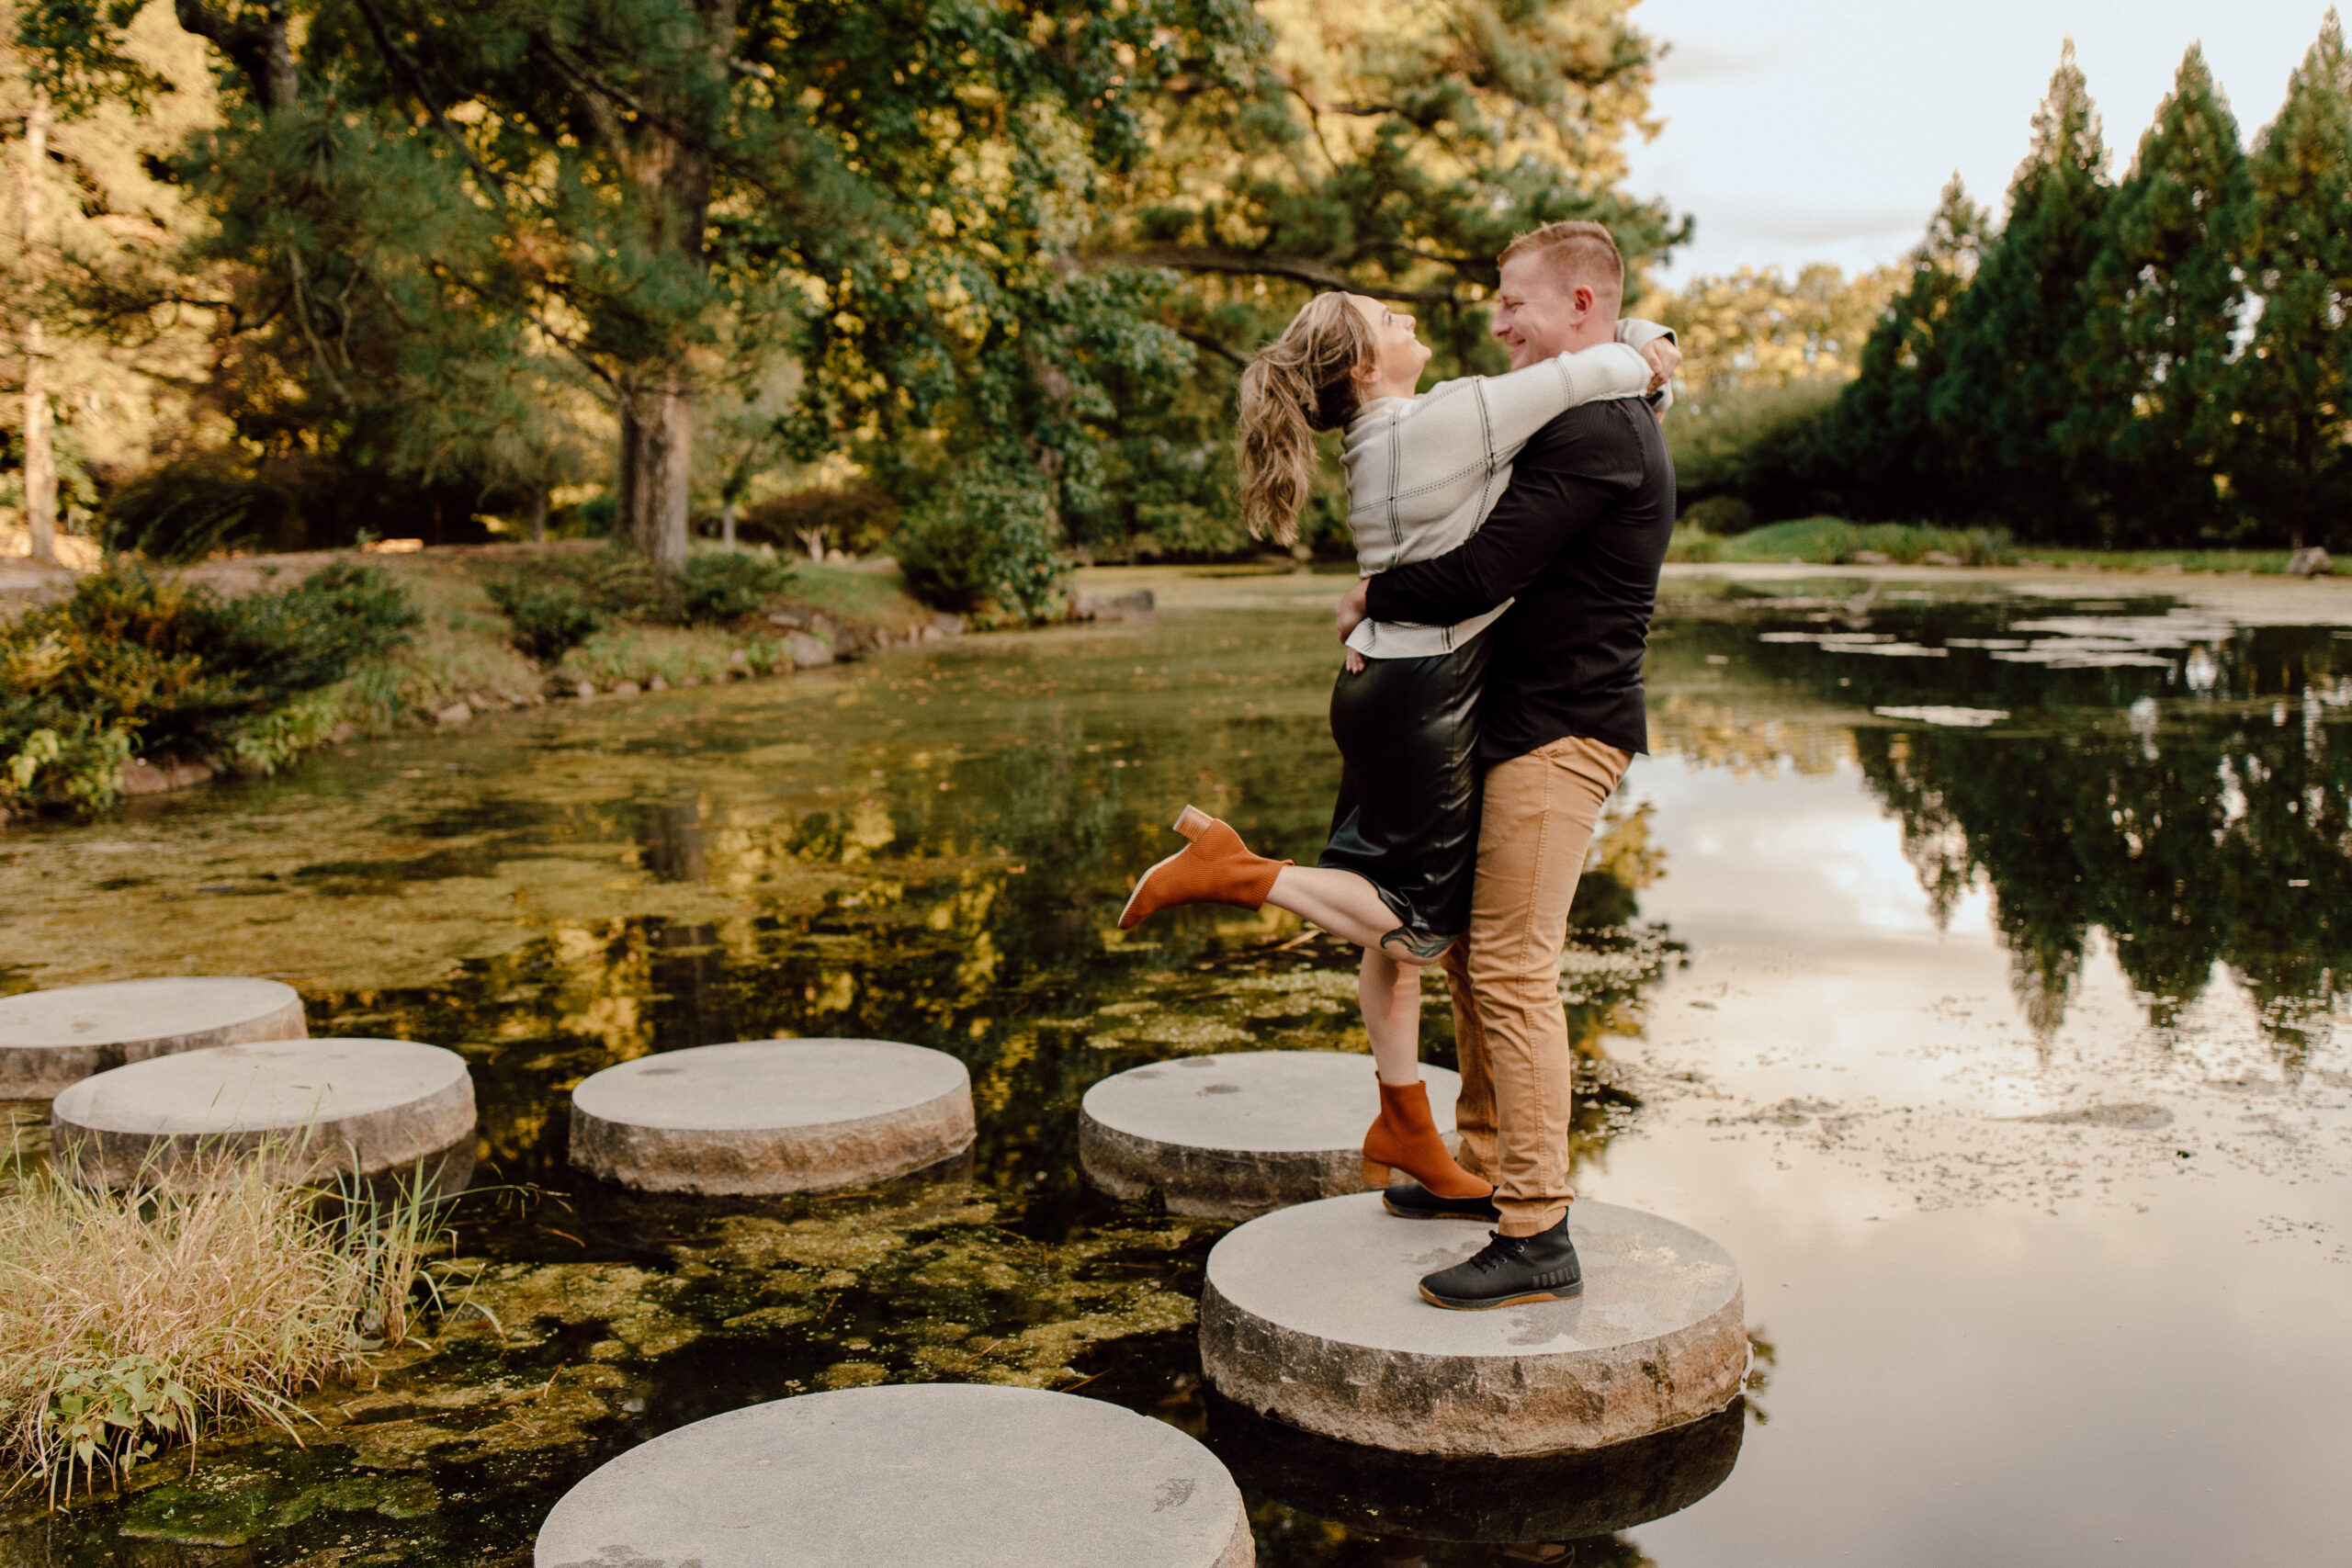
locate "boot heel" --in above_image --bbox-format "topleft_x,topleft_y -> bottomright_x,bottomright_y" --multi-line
1361,1157 -> 1392,1189
1173,805 -> 1215,840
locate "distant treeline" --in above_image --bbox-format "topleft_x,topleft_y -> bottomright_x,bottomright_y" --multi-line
1685,20 -> 2352,551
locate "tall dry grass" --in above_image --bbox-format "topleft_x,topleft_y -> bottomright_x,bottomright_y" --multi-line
0,1149 -> 453,1498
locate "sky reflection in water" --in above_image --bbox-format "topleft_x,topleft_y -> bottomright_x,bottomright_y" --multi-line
0,568 -> 2346,1566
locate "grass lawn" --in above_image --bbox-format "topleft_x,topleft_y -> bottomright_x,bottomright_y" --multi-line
1670,515 -> 2296,574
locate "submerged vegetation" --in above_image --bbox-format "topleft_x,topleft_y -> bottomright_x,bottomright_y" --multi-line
0,1153 -> 452,1497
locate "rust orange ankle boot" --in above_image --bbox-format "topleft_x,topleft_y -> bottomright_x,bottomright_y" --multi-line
1362,1077 -> 1492,1199
1117,806 -> 1290,930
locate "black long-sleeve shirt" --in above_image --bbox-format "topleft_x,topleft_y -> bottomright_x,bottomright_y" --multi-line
1363,397 -> 1674,761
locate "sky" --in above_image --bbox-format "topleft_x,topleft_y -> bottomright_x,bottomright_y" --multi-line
1622,0 -> 2340,284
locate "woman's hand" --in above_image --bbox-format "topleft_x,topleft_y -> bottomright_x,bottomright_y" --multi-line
1640,336 -> 1682,392
1343,649 -> 1367,674
1336,578 -> 1371,640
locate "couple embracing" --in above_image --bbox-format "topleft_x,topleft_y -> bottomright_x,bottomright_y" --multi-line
1120,220 -> 1680,1312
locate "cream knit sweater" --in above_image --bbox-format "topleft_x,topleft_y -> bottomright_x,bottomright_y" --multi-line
1340,319 -> 1673,660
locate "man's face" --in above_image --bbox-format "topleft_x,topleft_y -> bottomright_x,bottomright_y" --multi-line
1492,254 -> 1602,368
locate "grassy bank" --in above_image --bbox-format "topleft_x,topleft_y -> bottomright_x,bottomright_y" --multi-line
1,546 -> 944,818
0,1153 -> 447,1497
1669,516 -> 2297,574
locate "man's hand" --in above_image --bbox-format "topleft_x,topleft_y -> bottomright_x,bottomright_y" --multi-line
1639,336 -> 1681,392
1336,577 -> 1371,641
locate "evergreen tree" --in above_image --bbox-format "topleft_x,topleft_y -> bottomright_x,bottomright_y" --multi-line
2064,45 -> 2250,546
23,0 -> 1263,567
1930,42 -> 2111,538
1823,174 -> 1990,517
2233,9 -> 2352,549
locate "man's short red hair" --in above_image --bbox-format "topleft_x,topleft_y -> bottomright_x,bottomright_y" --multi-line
1498,220 -> 1623,299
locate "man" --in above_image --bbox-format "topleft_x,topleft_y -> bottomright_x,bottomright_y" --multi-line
1336,220 -> 1677,1311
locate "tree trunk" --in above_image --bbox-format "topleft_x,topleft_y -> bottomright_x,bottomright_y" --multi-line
720,495 -> 737,551
20,93 -> 55,568
529,484 -> 548,543
618,379 -> 693,565
608,0 -> 730,563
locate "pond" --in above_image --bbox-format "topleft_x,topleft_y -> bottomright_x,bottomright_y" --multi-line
3,565 -> 2347,1566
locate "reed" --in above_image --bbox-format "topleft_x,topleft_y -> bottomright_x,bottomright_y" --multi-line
0,1145 -> 454,1498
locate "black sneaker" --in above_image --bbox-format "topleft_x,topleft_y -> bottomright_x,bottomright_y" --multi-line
1418,1213 -> 1583,1310
1381,1180 -> 1501,1223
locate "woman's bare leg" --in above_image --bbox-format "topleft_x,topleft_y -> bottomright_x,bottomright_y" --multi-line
1359,947 -> 1424,1086
1267,865 -> 1453,963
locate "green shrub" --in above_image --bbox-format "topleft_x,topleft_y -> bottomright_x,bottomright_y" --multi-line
893,466 -> 1069,624
738,483 -> 899,556
485,576 -> 605,662
486,548 -> 795,662
677,551 -> 797,621
0,562 -> 418,814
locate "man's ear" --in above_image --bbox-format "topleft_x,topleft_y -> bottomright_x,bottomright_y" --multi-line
1570,283 -> 1596,319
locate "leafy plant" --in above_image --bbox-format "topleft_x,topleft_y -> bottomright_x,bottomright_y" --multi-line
893,466 -> 1070,624
676,551 -> 797,622
0,562 -> 419,814
485,576 -> 605,662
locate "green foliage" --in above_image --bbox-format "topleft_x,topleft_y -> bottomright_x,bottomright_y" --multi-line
40,1357 -> 196,1494
1697,21 -> 2351,551
1686,516 -> 2015,567
486,547 -> 795,663
2064,46 -> 2251,543
0,561 -> 417,812
484,576 -> 605,664
1668,376 -> 1847,516
677,552 -> 798,623
2233,13 -> 2352,547
893,466 -> 1072,623
739,484 -> 899,557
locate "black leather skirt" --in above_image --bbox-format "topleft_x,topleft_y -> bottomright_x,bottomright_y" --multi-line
1317,635 -> 1490,942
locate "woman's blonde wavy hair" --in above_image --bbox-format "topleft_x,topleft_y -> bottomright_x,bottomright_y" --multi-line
1236,293 -> 1378,546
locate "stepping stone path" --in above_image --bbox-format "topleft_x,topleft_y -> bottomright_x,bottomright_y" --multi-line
1207,1386 -> 1743,1543
51,1038 -> 475,1190
0,976 -> 306,1100
569,1038 -> 976,1194
1200,1193 -> 1746,1457
535,1383 -> 1254,1568
1080,1051 -> 1462,1217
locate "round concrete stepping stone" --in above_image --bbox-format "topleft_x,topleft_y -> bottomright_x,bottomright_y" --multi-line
568,1038 -> 976,1194
535,1383 -> 1254,1568
1200,1193 -> 1746,1458
1206,1388 -> 1742,1542
1080,1051 -> 1462,1217
0,976 -> 306,1100
51,1038 -> 475,1190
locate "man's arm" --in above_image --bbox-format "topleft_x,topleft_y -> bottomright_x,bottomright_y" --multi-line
1361,409 -> 1642,628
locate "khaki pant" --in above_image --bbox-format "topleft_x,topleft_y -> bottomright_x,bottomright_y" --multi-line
1440,735 -> 1632,1235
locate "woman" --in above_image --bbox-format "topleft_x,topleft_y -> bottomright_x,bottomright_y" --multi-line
1119,290 -> 1678,1202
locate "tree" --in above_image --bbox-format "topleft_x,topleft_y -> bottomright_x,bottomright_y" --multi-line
23,0 -> 1262,567
2064,45 -> 2250,546
1067,0 -> 1685,558
2233,8 -> 2352,549
1932,41 -> 2111,538
1822,175 -> 1992,518
1653,263 -> 1895,400
1,1 -> 216,565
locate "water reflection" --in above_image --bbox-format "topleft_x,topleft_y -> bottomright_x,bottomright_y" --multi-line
2,571 -> 2347,1565
1209,1393 -> 1741,1560
1653,582 -> 2351,1051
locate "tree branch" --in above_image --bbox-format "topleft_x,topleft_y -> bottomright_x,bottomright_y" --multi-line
1172,326 -> 1246,367
347,0 -> 510,201
1084,247 -> 1457,305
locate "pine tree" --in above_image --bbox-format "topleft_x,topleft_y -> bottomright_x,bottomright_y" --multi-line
2233,9 -> 2352,549
1931,42 -> 2111,538
22,0 -> 1265,566
1824,174 -> 1990,517
2065,45 -> 2251,546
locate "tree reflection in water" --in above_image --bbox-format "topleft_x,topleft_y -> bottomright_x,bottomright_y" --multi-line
1662,584 -> 2351,1060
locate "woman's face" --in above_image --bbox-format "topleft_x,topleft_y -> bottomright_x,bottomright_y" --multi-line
1346,294 -> 1433,400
